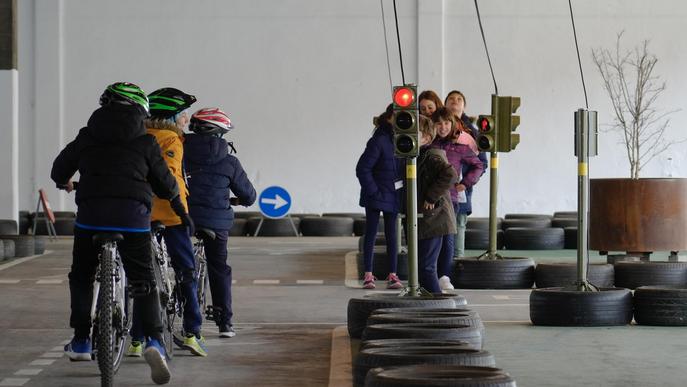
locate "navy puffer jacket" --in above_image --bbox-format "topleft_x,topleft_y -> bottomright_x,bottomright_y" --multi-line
184,134 -> 256,230
356,126 -> 403,213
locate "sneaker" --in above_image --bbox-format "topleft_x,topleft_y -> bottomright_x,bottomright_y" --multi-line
219,325 -> 236,338
64,337 -> 92,361
386,273 -> 403,289
182,333 -> 208,357
126,340 -> 144,357
144,338 -> 171,385
439,275 -> 455,291
362,272 -> 376,289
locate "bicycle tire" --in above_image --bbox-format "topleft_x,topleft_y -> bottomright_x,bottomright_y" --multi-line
153,254 -> 174,359
196,245 -> 210,317
97,244 -> 115,387
111,264 -> 129,373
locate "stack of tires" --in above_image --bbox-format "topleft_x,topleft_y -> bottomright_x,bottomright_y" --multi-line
465,217 -> 504,250
347,293 -> 517,386
33,211 -> 76,236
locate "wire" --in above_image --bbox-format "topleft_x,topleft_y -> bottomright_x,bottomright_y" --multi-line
380,0 -> 394,93
474,0 -> 498,95
568,0 -> 589,109
392,0 -> 406,85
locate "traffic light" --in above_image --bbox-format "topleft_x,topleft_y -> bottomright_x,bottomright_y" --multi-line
496,96 -> 521,152
476,94 -> 498,152
392,85 -> 419,157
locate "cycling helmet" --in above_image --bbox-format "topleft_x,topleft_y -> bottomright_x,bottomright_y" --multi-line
148,87 -> 197,118
99,82 -> 149,114
189,107 -> 233,135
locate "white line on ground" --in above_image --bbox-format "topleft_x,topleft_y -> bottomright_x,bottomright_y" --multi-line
469,304 -> 528,307
50,346 -> 63,351
28,359 -> 55,366
344,251 -> 361,288
483,320 -> 531,323
493,295 -> 511,300
328,326 -> 353,387
296,279 -> 324,285
36,279 -> 63,284
40,352 -> 63,358
227,322 -> 345,325
0,378 -> 30,386
0,255 -> 42,272
0,280 -> 21,284
252,279 -> 280,285
13,370 -> 41,376
232,280 -> 237,284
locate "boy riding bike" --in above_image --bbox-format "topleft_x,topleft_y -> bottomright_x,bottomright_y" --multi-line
127,87 -> 208,357
51,82 -> 193,385
184,107 -> 256,338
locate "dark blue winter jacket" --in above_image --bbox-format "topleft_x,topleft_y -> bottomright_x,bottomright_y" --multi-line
184,134 -> 256,231
356,126 -> 404,213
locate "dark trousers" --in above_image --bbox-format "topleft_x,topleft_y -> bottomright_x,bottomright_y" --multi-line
70,226 -> 162,340
437,233 -> 455,278
418,236 -> 442,293
132,225 -> 202,339
363,208 -> 398,273
202,229 -> 233,326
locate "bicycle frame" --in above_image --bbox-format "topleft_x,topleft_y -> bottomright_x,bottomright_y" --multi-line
192,238 -> 211,320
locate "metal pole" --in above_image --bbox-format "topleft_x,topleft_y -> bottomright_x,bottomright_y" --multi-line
487,152 -> 498,259
406,157 -> 419,296
576,109 -> 589,288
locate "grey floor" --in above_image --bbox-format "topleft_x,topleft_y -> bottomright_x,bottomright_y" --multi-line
0,237 -> 684,386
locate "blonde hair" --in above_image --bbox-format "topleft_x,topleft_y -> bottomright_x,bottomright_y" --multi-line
418,115 -> 436,143
144,117 -> 184,136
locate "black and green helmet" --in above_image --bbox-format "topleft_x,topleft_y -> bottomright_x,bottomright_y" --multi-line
99,82 -> 149,114
148,88 -> 197,118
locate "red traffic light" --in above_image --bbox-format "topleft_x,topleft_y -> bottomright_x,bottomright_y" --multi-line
393,87 -> 415,108
478,116 -> 493,132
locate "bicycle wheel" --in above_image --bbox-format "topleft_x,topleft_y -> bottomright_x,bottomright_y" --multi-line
197,259 -> 210,318
97,245 -> 115,387
111,264 -> 129,373
153,256 -> 174,359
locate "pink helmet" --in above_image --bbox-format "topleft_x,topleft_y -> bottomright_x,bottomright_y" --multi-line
189,107 -> 233,135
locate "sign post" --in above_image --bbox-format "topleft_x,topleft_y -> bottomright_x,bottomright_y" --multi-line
256,186 -> 298,237
33,189 -> 57,239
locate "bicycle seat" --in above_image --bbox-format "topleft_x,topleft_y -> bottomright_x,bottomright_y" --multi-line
196,228 -> 216,240
92,233 -> 124,245
151,221 -> 166,234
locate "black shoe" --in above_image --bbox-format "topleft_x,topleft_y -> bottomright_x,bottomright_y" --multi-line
219,325 -> 236,338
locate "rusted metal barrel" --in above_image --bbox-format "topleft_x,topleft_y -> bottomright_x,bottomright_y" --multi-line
589,178 -> 687,252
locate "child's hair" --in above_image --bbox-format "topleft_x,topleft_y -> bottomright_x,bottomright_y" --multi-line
444,90 -> 467,106
430,107 -> 459,140
373,103 -> 394,131
418,90 -> 444,109
418,115 -> 436,143
144,115 -> 184,135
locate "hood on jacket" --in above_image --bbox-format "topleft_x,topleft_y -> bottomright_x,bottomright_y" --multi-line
86,104 -> 147,143
184,133 -> 228,165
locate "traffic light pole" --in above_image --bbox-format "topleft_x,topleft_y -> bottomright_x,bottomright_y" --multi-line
486,152 -> 500,260
405,157 -> 420,296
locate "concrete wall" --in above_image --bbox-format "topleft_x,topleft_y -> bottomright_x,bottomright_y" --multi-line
6,0 -> 687,217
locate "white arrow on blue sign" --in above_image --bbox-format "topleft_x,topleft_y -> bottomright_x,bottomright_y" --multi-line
258,186 -> 292,219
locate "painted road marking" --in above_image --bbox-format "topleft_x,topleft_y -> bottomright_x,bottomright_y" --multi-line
40,352 -> 63,358
493,295 -> 511,300
296,279 -> 324,285
28,359 -> 55,366
0,378 -> 29,386
0,255 -> 42,272
253,279 -> 280,285
13,370 -> 41,376
36,279 -> 63,284
0,280 -> 21,284
50,346 -> 63,351
469,304 -> 528,307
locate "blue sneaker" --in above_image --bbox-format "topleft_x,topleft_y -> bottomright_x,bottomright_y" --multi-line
64,337 -> 92,361
144,338 -> 171,385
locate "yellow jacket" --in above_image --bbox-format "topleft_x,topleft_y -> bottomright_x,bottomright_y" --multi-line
147,127 -> 188,226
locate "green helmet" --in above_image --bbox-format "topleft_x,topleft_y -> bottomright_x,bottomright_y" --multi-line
148,87 -> 197,118
100,82 -> 149,114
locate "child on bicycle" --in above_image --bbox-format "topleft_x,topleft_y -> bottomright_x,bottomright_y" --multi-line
126,87 -> 208,357
51,82 -> 194,385
184,107 -> 256,338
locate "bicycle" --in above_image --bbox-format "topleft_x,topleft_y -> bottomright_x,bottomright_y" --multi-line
91,233 -> 132,387
193,228 -> 215,322
150,222 -> 176,359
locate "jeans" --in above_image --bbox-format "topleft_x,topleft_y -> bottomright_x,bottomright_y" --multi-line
202,229 -> 233,327
362,208 -> 398,274
418,236 -> 442,293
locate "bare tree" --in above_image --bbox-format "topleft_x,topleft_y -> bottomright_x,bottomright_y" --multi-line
592,32 -> 681,179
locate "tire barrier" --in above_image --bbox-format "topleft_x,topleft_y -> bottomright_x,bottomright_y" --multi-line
534,263 -> 614,288
465,217 -> 503,230
229,218 -> 247,236
2,239 -> 15,259
364,365 -> 516,387
355,250 -> 408,281
0,220 -> 18,235
501,218 -> 552,230
563,227 -> 577,249
361,323 -> 482,350
0,240 -> 4,260
300,216 -> 354,236
346,294 -> 457,339
465,229 -> 504,250
451,257 -> 535,289
634,286 -> 687,326
360,338 -> 472,351
322,212 -> 365,219
530,287 -> 633,326
233,211 -> 263,219
353,347 -> 495,387
614,261 -> 687,289
18,211 -> 32,235
504,213 -> 553,220
553,211 -> 577,218
367,312 -> 485,339
245,217 -> 301,237
551,217 -> 578,228
0,235 -> 35,257
353,218 -> 385,237
504,227 -> 564,250
34,235 -> 47,255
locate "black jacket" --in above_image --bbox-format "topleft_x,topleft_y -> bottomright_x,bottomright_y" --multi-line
51,104 -> 179,211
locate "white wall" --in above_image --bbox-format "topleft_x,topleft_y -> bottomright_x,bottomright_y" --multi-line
7,0 -> 687,217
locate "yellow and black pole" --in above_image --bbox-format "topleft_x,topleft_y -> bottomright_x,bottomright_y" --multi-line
405,158 -> 419,296
476,94 -> 500,259
574,108 -> 598,290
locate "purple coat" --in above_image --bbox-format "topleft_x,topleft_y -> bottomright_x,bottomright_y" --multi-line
356,126 -> 403,213
431,138 -> 484,204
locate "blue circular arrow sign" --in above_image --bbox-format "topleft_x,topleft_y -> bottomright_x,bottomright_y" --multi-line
258,186 -> 292,219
